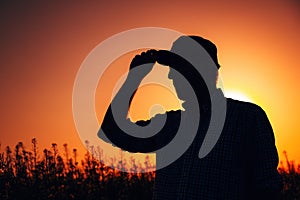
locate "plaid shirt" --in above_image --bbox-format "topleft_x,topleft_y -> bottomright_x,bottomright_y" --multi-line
100,96 -> 283,200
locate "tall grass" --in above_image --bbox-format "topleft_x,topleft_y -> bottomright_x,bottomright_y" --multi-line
0,139 -> 299,199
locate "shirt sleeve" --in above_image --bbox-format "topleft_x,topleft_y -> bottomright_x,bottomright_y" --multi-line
98,106 -> 181,153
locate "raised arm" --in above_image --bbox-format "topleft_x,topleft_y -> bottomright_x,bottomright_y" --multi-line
98,50 -> 181,153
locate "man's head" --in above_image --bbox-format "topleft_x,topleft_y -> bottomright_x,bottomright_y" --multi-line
167,36 -> 220,100
186,36 -> 220,69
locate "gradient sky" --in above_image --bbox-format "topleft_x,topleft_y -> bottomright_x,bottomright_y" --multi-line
0,0 -> 299,165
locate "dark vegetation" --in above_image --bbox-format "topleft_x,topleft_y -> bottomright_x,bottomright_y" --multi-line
278,151 -> 300,199
0,139 -> 299,199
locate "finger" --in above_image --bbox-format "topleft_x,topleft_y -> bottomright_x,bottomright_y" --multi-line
140,50 -> 155,62
146,49 -> 157,56
130,49 -> 158,70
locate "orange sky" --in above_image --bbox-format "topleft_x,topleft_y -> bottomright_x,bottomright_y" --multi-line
0,0 -> 299,166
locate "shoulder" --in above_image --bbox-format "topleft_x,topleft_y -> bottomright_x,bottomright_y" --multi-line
226,98 -> 265,114
226,98 -> 273,135
226,98 -> 269,124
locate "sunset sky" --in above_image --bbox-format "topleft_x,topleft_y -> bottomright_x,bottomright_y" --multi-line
0,0 -> 299,166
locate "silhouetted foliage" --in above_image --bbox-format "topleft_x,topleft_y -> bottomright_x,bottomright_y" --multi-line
0,139 -> 299,199
0,139 -> 154,200
278,151 -> 300,199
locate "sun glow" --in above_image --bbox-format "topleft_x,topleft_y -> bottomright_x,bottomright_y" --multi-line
224,90 -> 253,103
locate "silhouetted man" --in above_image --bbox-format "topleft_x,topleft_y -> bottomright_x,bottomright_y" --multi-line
99,36 -> 283,199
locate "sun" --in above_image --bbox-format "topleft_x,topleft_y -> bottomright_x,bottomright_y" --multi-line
224,90 -> 253,103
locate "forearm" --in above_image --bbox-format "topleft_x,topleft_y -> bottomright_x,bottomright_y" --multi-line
99,49 -> 172,152
111,74 -> 143,118
98,74 -> 144,151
